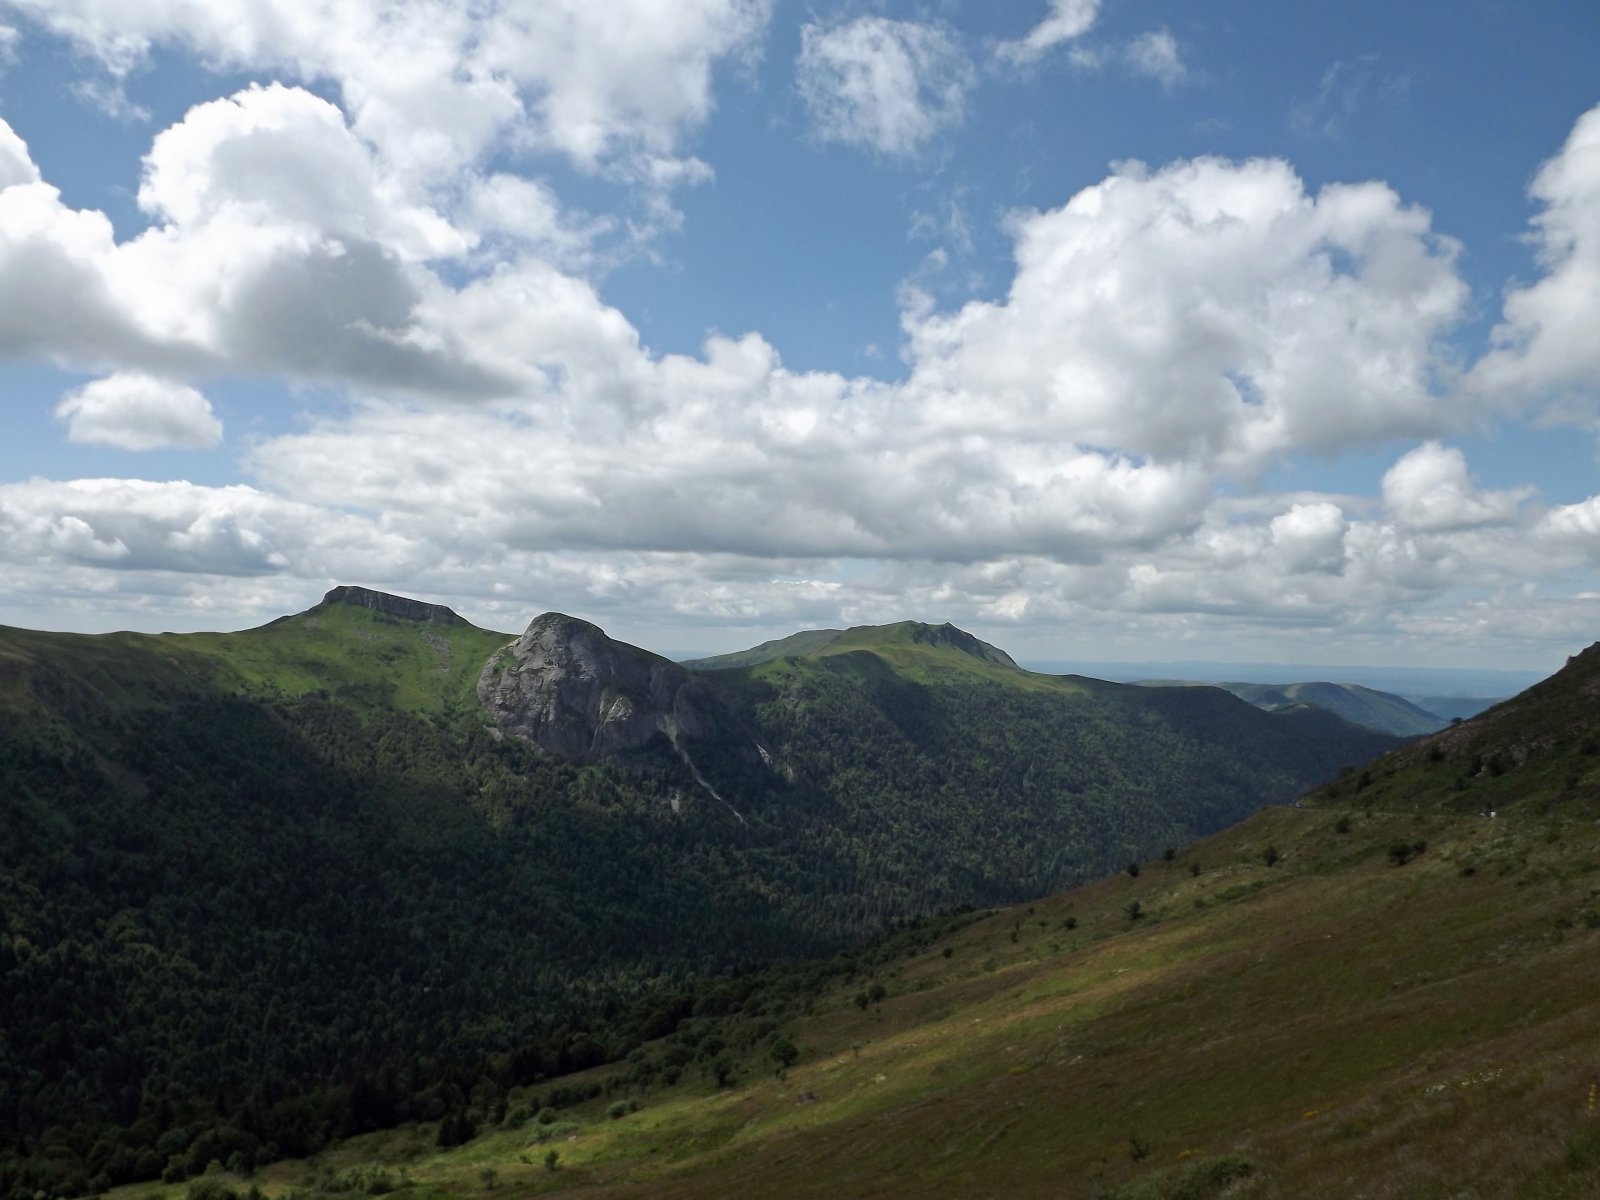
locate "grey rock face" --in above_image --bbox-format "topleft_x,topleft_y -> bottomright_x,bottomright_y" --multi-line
477,612 -> 710,762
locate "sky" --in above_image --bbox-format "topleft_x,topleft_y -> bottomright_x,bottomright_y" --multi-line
0,1 -> 1597,671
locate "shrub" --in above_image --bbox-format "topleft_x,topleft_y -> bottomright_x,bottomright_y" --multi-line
1125,899 -> 1143,921
607,1101 -> 629,1121
1334,814 -> 1352,834
335,1165 -> 396,1196
1126,862 -> 1140,878
1388,840 -> 1426,866
1263,845 -> 1281,868
187,1180 -> 240,1200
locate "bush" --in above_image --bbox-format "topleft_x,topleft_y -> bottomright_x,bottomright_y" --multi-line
1125,899 -> 1143,921
528,1119 -> 581,1143
1388,840 -> 1426,866
335,1165 -> 397,1196
187,1180 -> 241,1200
1126,862 -> 1141,878
607,1101 -> 629,1121
1262,846 -> 1280,868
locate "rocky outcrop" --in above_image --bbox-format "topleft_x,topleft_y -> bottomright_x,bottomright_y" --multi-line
320,585 -> 468,627
477,612 -> 713,763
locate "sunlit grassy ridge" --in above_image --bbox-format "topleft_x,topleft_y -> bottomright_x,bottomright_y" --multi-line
0,592 -> 510,727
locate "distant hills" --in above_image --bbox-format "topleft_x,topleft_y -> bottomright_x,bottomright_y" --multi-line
0,586 -> 1406,1199
1134,678 -> 1446,737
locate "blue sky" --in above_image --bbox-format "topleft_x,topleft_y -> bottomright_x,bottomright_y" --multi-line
0,0 -> 1597,671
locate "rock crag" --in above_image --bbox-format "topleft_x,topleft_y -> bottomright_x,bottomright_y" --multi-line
477,612 -> 712,763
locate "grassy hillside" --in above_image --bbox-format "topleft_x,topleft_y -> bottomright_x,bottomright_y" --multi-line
681,629 -> 846,671
148,693 -> 1600,1198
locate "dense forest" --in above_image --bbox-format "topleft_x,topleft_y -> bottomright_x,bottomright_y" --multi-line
0,594 -> 1400,1199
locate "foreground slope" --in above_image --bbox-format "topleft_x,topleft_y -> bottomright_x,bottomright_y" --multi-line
201,643 -> 1600,1199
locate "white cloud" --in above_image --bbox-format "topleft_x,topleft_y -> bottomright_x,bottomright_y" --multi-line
0,96 -> 515,395
1381,442 -> 1530,532
796,17 -> 973,158
0,478 -> 421,577
139,84 -> 465,260
1124,29 -> 1188,87
0,115 -> 39,188
1470,103 -> 1600,419
996,0 -> 1102,66
2,0 -> 770,182
902,155 -> 1469,473
71,77 -> 151,121
56,372 -> 223,451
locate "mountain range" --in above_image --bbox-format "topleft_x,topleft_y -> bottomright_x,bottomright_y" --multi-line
0,585 -> 1404,1199
152,628 -> 1600,1199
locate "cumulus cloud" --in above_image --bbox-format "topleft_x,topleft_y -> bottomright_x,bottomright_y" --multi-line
796,17 -> 973,157
2,0 -> 770,182
1471,103 -> 1600,418
1381,442 -> 1530,532
903,155 -> 1469,473
0,115 -> 39,187
56,373 -> 223,451
1124,29 -> 1188,87
996,0 -> 1102,66
0,99 -> 515,395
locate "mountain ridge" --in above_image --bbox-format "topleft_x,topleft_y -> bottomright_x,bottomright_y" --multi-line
0,585 -> 1408,1200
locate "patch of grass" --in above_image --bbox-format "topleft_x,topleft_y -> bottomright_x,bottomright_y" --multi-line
1097,1155 -> 1256,1199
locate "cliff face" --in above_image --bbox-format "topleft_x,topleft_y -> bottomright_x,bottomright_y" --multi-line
476,612 -> 712,762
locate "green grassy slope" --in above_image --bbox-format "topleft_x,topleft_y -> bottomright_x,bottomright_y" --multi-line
155,807 -> 1600,1200
0,586 -> 510,729
164,645 -> 1600,1199
681,629 -> 846,671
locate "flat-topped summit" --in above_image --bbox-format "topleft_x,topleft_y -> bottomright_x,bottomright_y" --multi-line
319,585 -> 468,627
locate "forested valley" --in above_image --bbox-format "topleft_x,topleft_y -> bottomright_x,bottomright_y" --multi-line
0,591 -> 1399,1199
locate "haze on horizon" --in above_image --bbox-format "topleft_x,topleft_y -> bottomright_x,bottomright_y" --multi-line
0,0 -> 1597,673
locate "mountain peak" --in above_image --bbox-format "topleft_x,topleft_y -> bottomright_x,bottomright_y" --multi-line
319,585 -> 468,627
478,611 -> 703,762
839,620 -> 1018,668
